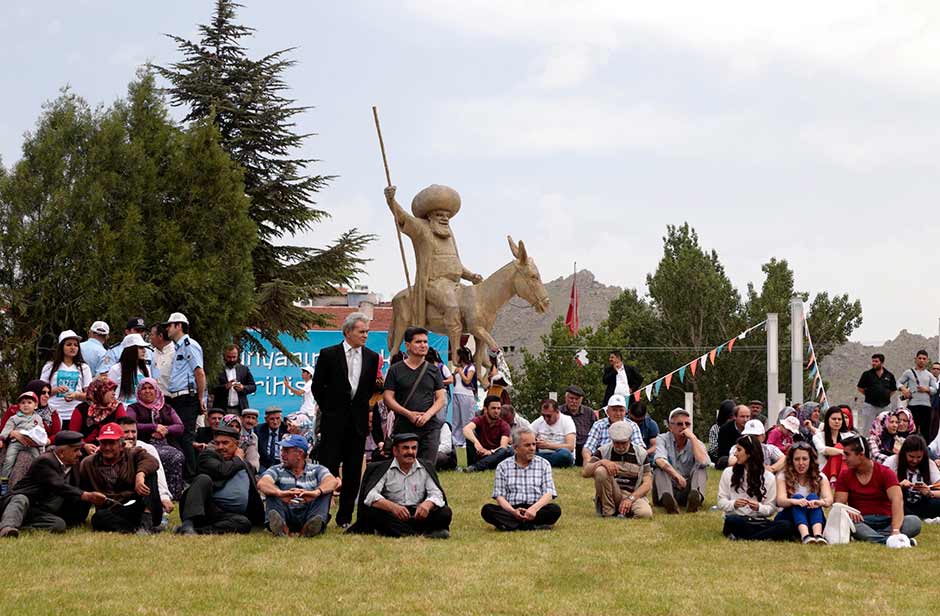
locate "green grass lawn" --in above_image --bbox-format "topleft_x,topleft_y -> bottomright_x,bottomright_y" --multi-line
1,468 -> 939,615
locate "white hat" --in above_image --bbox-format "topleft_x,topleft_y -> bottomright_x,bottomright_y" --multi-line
780,416 -> 801,435
742,419 -> 765,436
609,420 -> 633,442
122,333 -> 150,348
606,394 -> 627,409
165,312 -> 189,325
301,365 -> 315,376
58,330 -> 83,344
89,321 -> 110,336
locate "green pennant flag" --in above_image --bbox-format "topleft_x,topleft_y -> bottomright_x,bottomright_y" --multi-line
678,366 -> 686,382
654,379 -> 662,396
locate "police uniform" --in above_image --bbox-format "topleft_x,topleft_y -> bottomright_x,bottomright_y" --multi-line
99,317 -> 158,378
167,327 -> 205,477
80,338 -> 108,376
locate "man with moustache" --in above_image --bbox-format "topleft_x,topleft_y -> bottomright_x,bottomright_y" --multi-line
212,344 -> 257,415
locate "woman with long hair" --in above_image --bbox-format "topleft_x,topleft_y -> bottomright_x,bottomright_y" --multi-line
775,442 -> 833,543
884,435 -> 940,519
812,406 -> 847,481
708,399 -> 736,463
68,378 -> 126,455
868,411 -> 906,464
40,330 -> 93,425
717,435 -> 792,540
126,378 -> 185,499
107,335 -> 151,405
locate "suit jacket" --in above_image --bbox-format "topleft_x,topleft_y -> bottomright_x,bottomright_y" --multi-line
602,364 -> 643,406
79,446 -> 159,502
195,448 -> 264,525
347,457 -> 447,534
212,363 -> 257,410
254,423 -> 288,470
311,342 -> 380,437
1,452 -> 84,513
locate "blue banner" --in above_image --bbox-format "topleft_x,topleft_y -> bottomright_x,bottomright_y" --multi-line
239,330 -> 449,416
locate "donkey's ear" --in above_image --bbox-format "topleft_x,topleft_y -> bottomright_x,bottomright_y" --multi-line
516,240 -> 528,263
508,235 -> 519,259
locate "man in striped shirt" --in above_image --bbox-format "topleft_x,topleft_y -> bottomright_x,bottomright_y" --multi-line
581,395 -> 645,463
481,428 -> 561,531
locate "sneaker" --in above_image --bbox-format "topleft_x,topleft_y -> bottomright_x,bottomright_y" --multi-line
815,535 -> 828,545
0,527 -> 19,538
175,520 -> 197,536
660,492 -> 679,514
802,535 -> 816,544
910,537 -> 917,547
686,490 -> 703,514
531,524 -> 554,531
300,515 -> 325,537
425,529 -> 450,539
268,510 -> 287,537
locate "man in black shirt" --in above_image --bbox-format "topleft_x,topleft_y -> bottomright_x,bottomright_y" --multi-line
856,353 -> 897,434
715,405 -> 750,470
383,327 -> 446,460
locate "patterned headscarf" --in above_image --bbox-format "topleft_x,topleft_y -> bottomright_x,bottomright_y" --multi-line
135,377 -> 165,413
894,408 -> 915,437
85,378 -> 119,424
24,379 -> 54,427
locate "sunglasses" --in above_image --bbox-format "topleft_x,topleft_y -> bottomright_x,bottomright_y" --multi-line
672,421 -> 691,427
41,390 -> 50,395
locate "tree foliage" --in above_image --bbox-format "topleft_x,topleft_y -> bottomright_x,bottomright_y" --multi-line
157,0 -> 374,354
0,71 -> 255,398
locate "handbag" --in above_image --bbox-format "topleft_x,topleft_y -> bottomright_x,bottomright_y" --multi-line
822,502 -> 859,545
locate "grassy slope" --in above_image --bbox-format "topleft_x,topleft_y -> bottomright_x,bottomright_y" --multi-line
1,468 -> 939,615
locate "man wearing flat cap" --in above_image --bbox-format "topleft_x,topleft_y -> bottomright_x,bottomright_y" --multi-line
384,184 -> 484,348
0,431 -> 107,536
347,433 -> 452,538
561,385 -> 597,466
176,425 -> 263,535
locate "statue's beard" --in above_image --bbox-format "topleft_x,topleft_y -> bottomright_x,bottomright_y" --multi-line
430,220 -> 451,238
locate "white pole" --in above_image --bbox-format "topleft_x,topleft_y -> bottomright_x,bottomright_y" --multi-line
685,391 -> 694,428
767,313 -> 779,427
790,297 -> 803,407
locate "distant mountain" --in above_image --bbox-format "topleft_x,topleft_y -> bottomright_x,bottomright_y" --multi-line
821,330 -> 939,409
491,270 -> 623,365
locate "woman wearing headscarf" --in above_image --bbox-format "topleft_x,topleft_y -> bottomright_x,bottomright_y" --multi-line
1,380 -> 60,440
68,378 -> 127,455
796,402 -> 821,440
868,410 -> 910,464
126,378 -> 185,499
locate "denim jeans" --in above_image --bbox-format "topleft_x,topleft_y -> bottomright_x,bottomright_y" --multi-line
775,493 -> 825,532
852,513 -> 922,544
536,449 -> 574,468
265,493 -> 331,533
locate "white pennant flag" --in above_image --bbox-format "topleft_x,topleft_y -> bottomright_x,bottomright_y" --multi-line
575,349 -> 589,367
645,384 -> 653,400
739,329 -> 748,340
700,355 -> 708,371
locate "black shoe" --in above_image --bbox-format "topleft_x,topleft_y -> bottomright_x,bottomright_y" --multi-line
661,493 -> 679,514
426,529 -> 450,539
532,525 -> 554,531
300,515 -> 325,537
686,490 -> 703,514
0,527 -> 19,538
175,520 -> 197,536
268,510 -> 287,537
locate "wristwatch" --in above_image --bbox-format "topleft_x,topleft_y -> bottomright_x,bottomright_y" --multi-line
628,495 -> 636,501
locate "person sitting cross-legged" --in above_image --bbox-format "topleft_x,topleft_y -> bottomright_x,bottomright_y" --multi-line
653,408 -> 709,514
717,435 -> 793,541
775,441 -> 833,544
581,395 -> 645,465
582,420 -> 652,519
481,428 -> 562,531
257,435 -> 339,537
530,399 -> 577,467
834,433 -> 921,545
176,425 -> 264,535
347,433 -> 451,538
462,395 -> 512,472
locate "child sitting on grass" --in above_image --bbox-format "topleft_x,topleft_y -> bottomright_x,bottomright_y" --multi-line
0,392 -> 46,480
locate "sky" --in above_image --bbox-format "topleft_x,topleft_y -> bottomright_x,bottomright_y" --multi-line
2,1 -> 939,345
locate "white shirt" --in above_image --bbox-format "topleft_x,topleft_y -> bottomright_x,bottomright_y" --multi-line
453,365 -> 476,397
884,454 -> 940,484
300,381 -> 316,415
343,340 -> 362,398
530,414 -> 577,452
615,366 -> 631,396
133,441 -> 171,502
41,361 -> 93,423
225,366 -> 238,407
152,344 -> 174,394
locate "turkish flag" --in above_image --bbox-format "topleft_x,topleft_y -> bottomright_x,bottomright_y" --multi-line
564,274 -> 579,335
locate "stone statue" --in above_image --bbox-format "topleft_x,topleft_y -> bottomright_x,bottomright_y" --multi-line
385,185 -> 550,381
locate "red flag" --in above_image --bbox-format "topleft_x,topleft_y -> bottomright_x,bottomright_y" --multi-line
564,272 -> 579,335
728,337 -> 737,352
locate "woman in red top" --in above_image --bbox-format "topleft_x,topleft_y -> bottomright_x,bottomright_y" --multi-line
68,378 -> 126,455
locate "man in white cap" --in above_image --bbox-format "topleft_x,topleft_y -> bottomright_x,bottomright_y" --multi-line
164,312 -> 205,478
581,394 -> 645,464
80,321 -> 110,376
582,419 -> 653,519
726,419 -> 785,472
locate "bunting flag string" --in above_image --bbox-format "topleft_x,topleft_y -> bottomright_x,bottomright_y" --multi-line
802,303 -> 830,410
618,319 -> 768,404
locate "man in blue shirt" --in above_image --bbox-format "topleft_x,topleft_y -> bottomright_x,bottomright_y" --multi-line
164,312 -> 206,478
257,435 -> 339,537
627,401 -> 660,457
79,321 -> 110,377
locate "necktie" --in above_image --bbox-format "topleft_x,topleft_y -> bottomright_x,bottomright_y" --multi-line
348,348 -> 359,397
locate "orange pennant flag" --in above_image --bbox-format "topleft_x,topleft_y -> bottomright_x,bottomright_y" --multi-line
708,348 -> 717,365
634,391 -> 641,402
807,353 -> 815,369
728,337 -> 737,352
689,360 -> 697,377
664,373 -> 673,390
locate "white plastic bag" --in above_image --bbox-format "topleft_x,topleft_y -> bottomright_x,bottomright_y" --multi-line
822,502 -> 859,545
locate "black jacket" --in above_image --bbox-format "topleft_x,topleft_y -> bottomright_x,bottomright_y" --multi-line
254,423 -> 288,470
716,421 -> 744,459
211,363 -> 257,411
602,364 -> 643,406
195,449 -> 264,525
347,457 -> 447,534
1,452 -> 84,514
311,342 -> 380,437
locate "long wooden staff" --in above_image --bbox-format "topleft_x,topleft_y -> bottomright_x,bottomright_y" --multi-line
372,106 -> 414,304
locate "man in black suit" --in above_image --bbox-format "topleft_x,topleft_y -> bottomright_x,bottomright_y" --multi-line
255,405 -> 288,472
0,431 -> 107,536
602,350 -> 643,407
212,344 -> 257,414
311,312 -> 381,528
346,433 -> 451,538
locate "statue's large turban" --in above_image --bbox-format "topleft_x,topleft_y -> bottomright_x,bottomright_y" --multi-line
411,184 -> 461,219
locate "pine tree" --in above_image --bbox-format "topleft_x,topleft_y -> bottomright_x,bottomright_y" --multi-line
157,0 -> 373,353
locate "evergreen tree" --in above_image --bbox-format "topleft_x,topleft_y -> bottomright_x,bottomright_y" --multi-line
157,0 -> 373,353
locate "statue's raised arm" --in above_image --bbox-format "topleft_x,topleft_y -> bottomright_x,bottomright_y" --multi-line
384,185 -> 421,238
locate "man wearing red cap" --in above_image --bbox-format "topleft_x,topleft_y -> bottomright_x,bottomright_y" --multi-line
79,422 -> 163,533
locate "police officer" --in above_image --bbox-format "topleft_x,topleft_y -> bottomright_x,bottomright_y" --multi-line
80,321 -> 110,376
99,317 -> 158,379
164,312 -> 206,478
